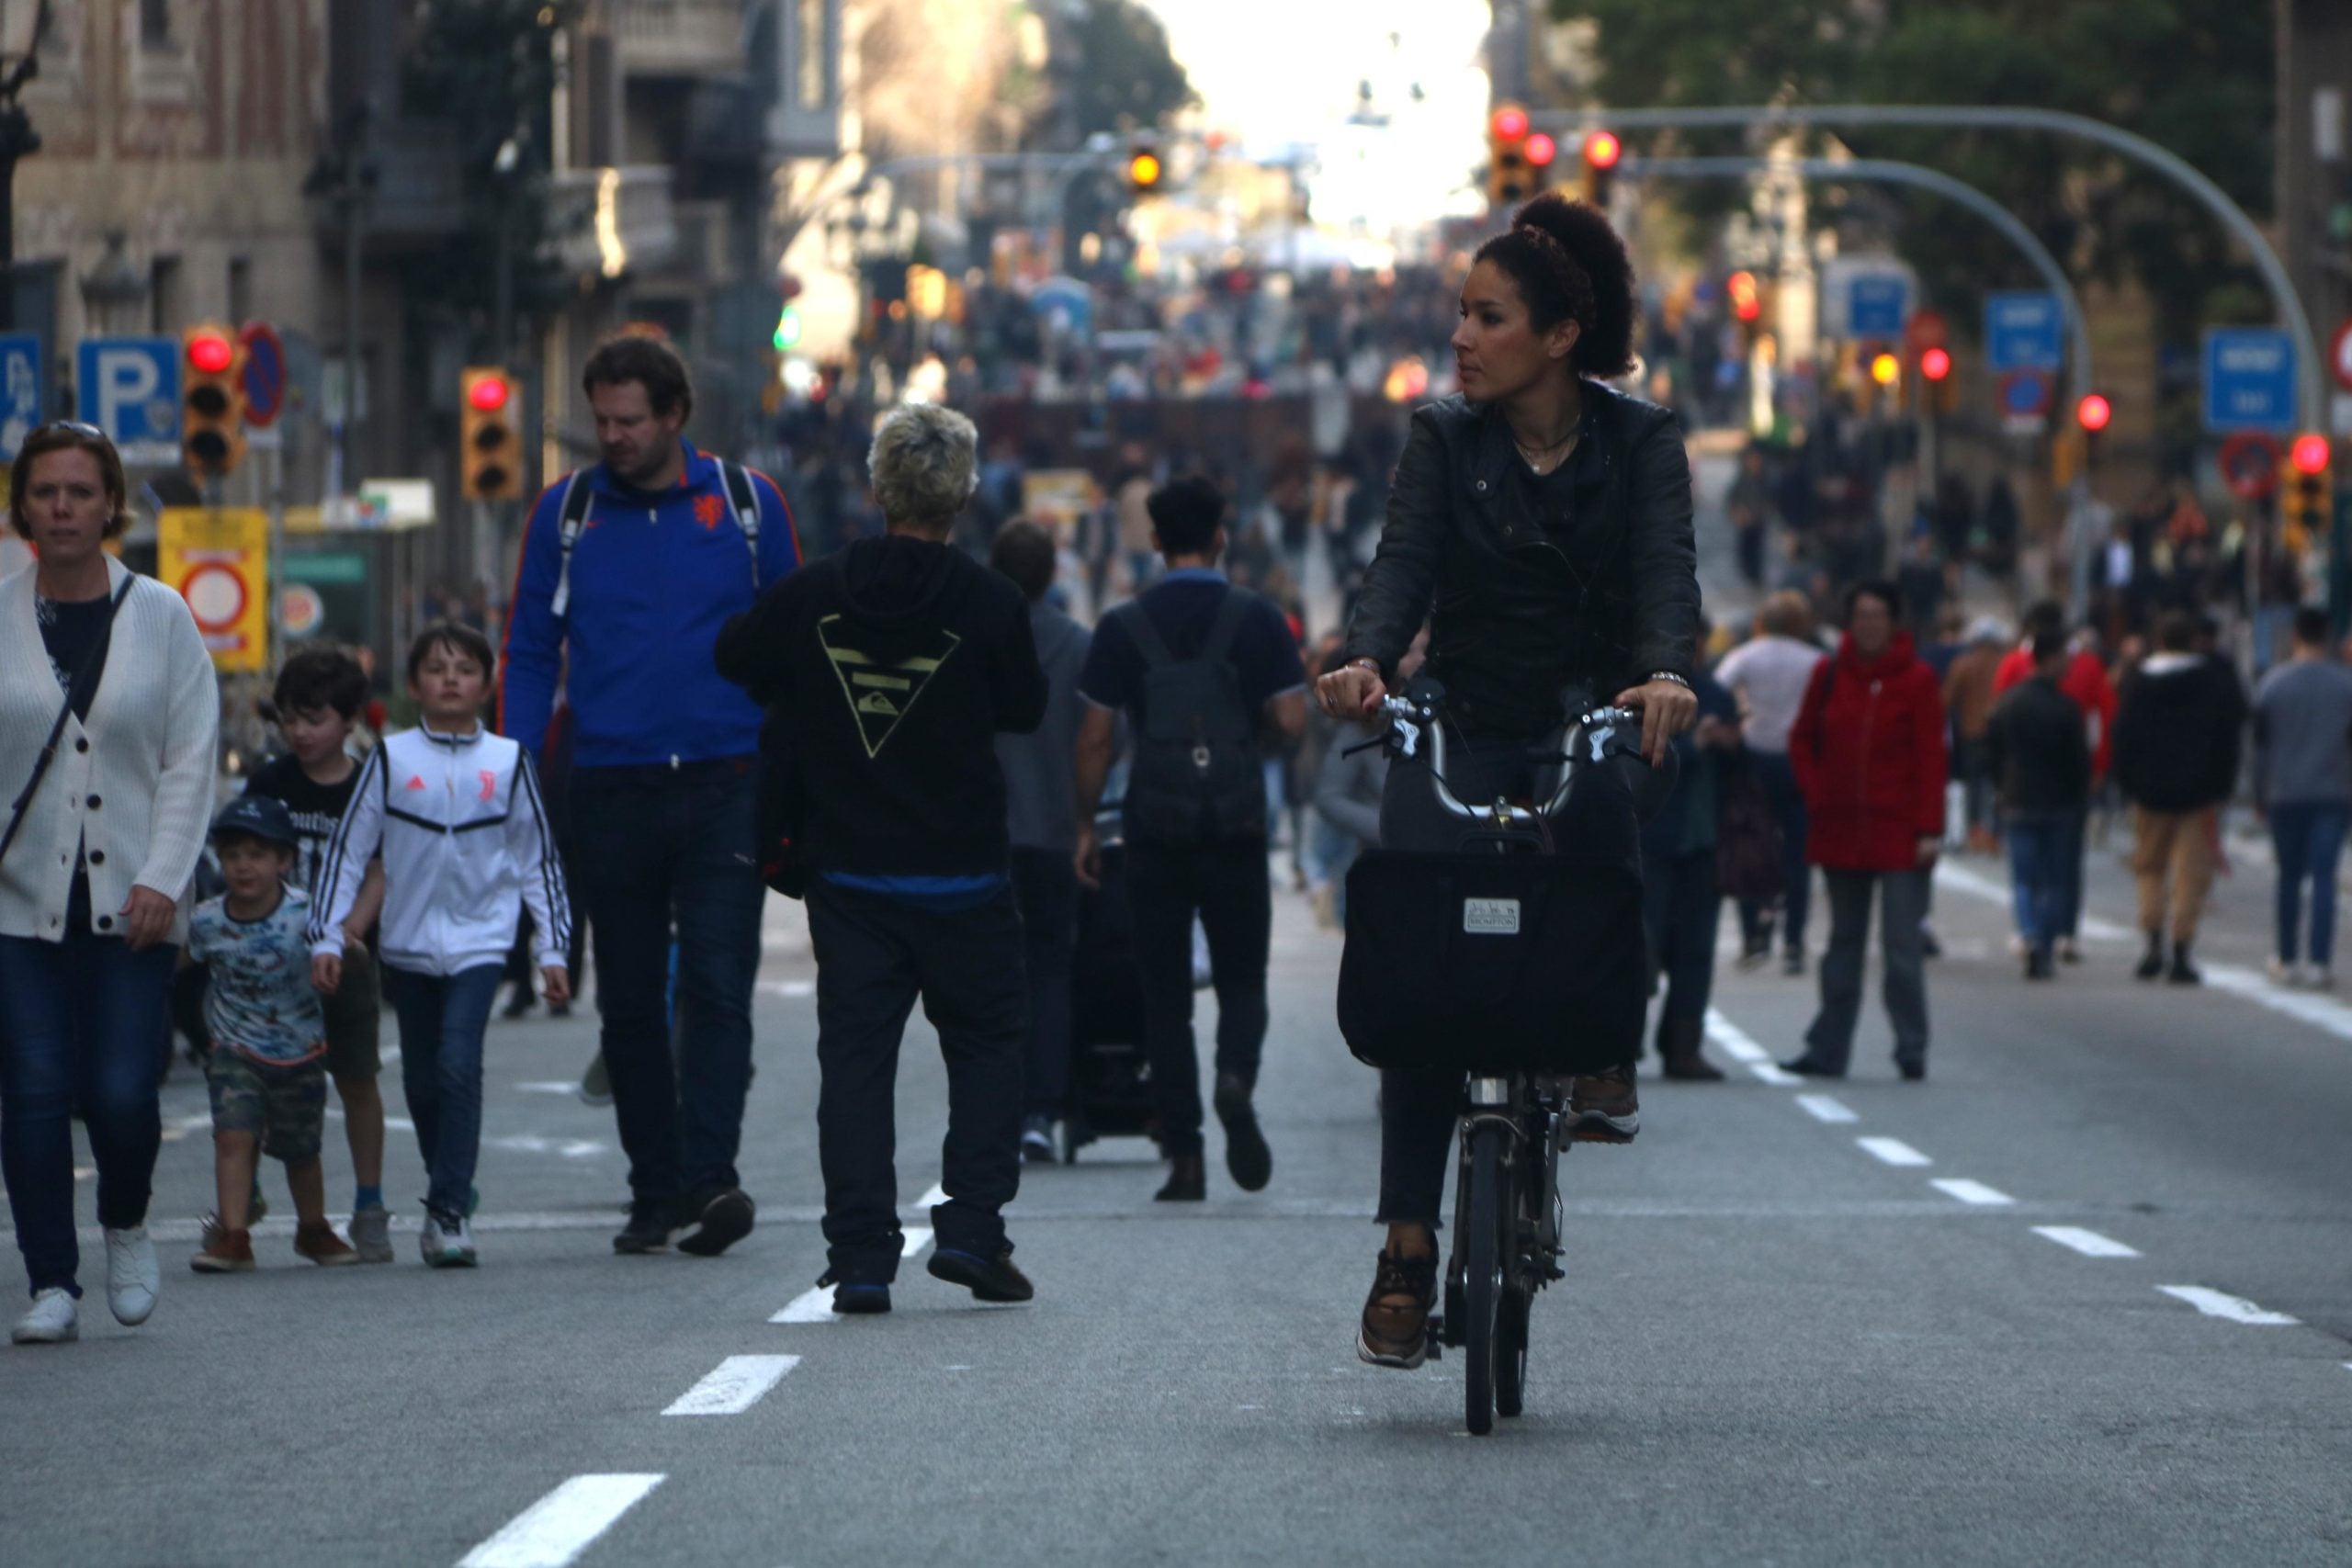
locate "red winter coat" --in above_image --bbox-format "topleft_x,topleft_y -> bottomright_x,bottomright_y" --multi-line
1790,629 -> 1950,872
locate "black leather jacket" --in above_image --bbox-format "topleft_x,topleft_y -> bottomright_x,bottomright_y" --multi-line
1340,383 -> 1700,738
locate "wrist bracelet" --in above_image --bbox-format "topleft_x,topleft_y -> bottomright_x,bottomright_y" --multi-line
1348,658 -> 1382,675
1647,671 -> 1691,690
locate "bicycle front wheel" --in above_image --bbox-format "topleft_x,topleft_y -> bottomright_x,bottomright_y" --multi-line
1463,1122 -> 1507,1436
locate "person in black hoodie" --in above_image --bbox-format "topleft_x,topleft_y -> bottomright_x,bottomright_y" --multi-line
2111,610 -> 2245,983
1984,631 -> 2092,979
716,402 -> 1046,1314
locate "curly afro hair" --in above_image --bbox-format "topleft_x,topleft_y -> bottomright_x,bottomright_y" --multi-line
1472,192 -> 1638,378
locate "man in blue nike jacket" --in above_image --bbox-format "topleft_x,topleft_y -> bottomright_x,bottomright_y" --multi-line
502,334 -> 801,1258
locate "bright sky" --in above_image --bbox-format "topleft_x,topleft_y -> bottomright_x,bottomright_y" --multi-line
1139,0 -> 1493,234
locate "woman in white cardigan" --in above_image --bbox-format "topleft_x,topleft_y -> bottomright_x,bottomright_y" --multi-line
0,422 -> 217,1346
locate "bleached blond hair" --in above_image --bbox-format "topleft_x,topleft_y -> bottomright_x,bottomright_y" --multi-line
867,402 -> 979,531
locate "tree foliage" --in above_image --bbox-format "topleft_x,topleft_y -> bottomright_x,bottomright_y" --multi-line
1062,0 -> 1198,140
1559,0 -> 2274,339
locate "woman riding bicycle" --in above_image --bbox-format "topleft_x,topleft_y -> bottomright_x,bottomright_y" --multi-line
1315,192 -> 1700,1369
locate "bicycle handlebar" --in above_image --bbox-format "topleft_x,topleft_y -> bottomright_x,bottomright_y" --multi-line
1377,694 -> 1644,830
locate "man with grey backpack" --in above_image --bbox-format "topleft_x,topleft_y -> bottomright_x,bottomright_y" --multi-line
1073,476 -> 1307,1201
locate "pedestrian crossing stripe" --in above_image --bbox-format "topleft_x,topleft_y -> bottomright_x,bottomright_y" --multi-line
817,615 -> 962,758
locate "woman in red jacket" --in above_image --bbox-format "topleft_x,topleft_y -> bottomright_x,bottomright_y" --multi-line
1781,581 -> 1949,1081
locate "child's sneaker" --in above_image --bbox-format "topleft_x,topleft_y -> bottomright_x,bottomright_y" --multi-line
295,1220 -> 358,1267
347,1204 -> 393,1264
191,1228 -> 255,1273
420,1211 -> 477,1269
10,1287 -> 76,1344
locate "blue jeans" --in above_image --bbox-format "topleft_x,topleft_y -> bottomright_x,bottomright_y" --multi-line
571,761 -> 764,1204
0,929 -> 175,1297
383,964 -> 503,1219
2005,815 -> 2073,955
2270,801 -> 2350,966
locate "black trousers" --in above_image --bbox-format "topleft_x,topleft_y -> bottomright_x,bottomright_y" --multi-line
1125,839 -> 1272,1158
1010,848 -> 1080,1119
806,879 -> 1026,1281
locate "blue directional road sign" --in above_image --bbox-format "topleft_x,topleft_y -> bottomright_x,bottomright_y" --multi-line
2201,328 -> 2299,434
76,336 -> 181,461
0,333 -> 42,460
1848,275 -> 1911,339
1984,293 -> 2064,372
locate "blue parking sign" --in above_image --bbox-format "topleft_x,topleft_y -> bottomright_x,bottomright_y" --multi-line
1984,293 -> 2064,372
2201,328 -> 2298,434
76,336 -> 181,460
1849,275 -> 1910,338
0,333 -> 41,459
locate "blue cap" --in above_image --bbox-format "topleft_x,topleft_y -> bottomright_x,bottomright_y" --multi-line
211,793 -> 300,851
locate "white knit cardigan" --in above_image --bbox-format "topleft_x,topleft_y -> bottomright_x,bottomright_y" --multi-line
0,558 -> 218,943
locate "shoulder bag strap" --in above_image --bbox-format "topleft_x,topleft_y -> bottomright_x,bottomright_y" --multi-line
720,460 -> 762,589
1115,598 -> 1178,671
548,471 -> 594,620
1198,587 -> 1255,666
0,575 -> 136,868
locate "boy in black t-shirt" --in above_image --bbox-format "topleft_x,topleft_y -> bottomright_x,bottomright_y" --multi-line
243,648 -> 392,1261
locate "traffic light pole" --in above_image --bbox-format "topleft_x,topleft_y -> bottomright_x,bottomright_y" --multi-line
1538,103 -> 2321,429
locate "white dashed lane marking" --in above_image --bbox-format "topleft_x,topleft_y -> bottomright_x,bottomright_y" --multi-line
1747,1062 -> 1804,1086
1702,1010 -> 1769,1063
459,1474 -> 664,1568
1856,1136 -> 1932,1168
2032,1225 -> 2142,1258
1928,1178 -> 2015,1206
1794,1094 -> 1857,1123
770,1227 -> 936,1324
662,1355 -> 800,1416
2156,1285 -> 2301,1326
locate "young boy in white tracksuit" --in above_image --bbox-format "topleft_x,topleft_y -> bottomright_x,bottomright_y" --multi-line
309,622 -> 571,1267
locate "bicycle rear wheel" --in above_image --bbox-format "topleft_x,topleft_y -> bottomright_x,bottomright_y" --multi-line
1463,1123 -> 1507,1436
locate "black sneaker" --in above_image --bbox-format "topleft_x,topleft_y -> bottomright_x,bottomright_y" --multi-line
1779,1055 -> 1846,1078
825,1274 -> 892,1315
928,1245 -> 1035,1303
613,1200 -> 676,1255
1358,1248 -> 1438,1370
676,1187 -> 756,1257
2167,947 -> 2201,986
1021,1114 -> 1057,1166
1212,1074 -> 1272,1192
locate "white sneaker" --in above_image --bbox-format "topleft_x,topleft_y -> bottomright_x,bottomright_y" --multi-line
2310,967 -> 2335,991
421,1212 -> 478,1269
2267,957 -> 2296,986
103,1226 -> 159,1326
12,1287 -> 77,1344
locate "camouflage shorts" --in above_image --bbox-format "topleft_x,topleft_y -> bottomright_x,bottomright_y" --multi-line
205,1051 -> 329,1167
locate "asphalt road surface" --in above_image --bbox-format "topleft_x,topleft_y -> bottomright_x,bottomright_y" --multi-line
5,823 -> 2351,1567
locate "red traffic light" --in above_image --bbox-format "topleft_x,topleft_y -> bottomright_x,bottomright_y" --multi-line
2075,394 -> 2112,434
1524,132 -> 1556,168
468,374 -> 513,414
1727,271 -> 1761,323
1920,346 -> 1952,382
187,332 -> 234,376
1489,107 -> 1528,141
1583,130 -> 1623,170
2290,433 -> 2332,476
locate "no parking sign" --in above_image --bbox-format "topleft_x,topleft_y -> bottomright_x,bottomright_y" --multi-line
159,508 -> 269,671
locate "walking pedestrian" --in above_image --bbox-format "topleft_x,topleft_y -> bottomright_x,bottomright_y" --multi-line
1725,445 -> 1774,588
1072,475 -> 1307,1203
1,421 -> 219,1345
1984,631 -> 2092,978
988,519 -> 1092,1164
2112,610 -> 2245,984
1313,632 -> 1429,927
242,648 -> 392,1259
2252,605 -> 2352,988
715,403 -> 1045,1314
186,795 -> 356,1270
1781,581 -> 1948,1082
1642,660 -> 1738,1079
1941,618 -> 2007,852
1995,602 -> 2115,963
500,334 -> 800,1257
1713,591 -> 1825,973
311,624 -> 571,1268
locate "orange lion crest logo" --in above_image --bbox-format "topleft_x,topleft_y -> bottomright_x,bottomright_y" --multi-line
694,493 -> 726,530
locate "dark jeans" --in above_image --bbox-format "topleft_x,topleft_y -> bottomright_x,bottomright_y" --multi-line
2270,801 -> 2351,966
2054,807 -> 2086,940
2005,814 -> 2072,955
806,879 -> 1025,1281
1126,839 -> 1272,1158
1375,727 -> 1642,1228
383,964 -> 503,1219
1011,847 -> 1080,1119
571,762 -> 764,1205
1734,750 -> 1811,956
1803,867 -> 1930,1073
1645,844 -> 1722,1024
0,930 -> 175,1297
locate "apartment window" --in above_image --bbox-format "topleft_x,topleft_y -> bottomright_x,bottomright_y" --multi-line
148,255 -> 183,334
139,0 -> 173,49
130,0 -> 193,102
227,257 -> 252,328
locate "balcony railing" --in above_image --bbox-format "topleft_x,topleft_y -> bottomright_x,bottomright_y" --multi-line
614,0 -> 748,77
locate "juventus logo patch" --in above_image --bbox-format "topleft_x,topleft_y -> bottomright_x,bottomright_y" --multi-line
818,614 -> 963,758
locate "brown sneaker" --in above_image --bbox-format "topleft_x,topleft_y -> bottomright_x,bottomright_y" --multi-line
1357,1248 -> 1438,1370
191,1227 -> 255,1273
294,1220 -> 359,1267
1568,1064 -> 1640,1144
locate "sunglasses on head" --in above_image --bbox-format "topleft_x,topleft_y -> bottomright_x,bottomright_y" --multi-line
28,420 -> 107,441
